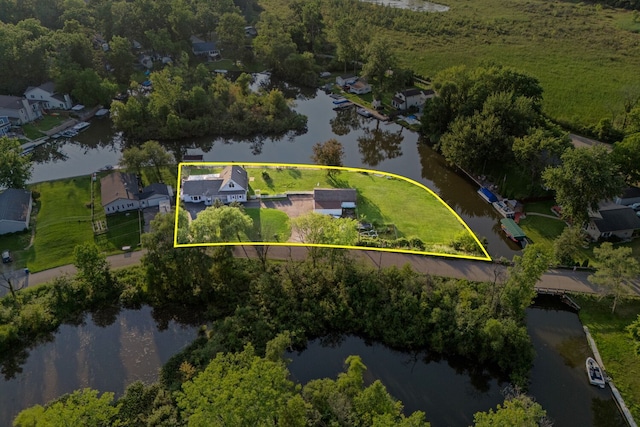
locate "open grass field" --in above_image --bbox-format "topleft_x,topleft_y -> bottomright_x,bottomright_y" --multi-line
576,296 -> 640,420
259,0 -> 640,128
28,177 -> 95,272
183,164 -> 481,254
245,208 -> 292,242
518,214 -> 566,252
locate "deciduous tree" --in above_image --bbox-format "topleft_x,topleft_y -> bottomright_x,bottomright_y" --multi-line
0,136 -> 32,188
189,205 -> 253,243
473,393 -> 547,427
589,242 -> 639,314
611,132 -> 640,185
217,12 -> 246,59
553,226 -> 587,266
513,128 -> 571,189
542,145 -> 624,224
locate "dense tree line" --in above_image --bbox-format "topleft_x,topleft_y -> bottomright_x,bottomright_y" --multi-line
1,210 -> 551,424
111,69 -> 307,140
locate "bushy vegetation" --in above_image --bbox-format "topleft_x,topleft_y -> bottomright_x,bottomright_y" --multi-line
112,69 -> 307,140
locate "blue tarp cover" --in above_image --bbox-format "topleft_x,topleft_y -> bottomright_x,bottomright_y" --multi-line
478,187 -> 498,203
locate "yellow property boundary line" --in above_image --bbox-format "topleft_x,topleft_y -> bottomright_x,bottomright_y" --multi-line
173,162 -> 492,262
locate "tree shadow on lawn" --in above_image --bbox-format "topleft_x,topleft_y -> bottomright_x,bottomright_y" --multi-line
356,192 -> 385,228
287,168 -> 302,179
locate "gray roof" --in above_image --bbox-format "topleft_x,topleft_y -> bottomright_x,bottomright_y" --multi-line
25,81 -> 56,95
100,172 -> 140,206
0,95 -> 24,110
0,189 -> 31,222
592,206 -> 640,233
140,183 -> 170,200
314,188 -> 357,209
399,88 -> 425,98
220,165 -> 248,190
182,179 -> 223,196
192,41 -> 217,53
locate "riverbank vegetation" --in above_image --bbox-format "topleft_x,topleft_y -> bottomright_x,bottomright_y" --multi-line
577,295 -> 640,420
2,211 -> 550,423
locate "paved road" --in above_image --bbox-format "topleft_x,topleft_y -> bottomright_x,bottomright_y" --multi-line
12,246 -> 619,296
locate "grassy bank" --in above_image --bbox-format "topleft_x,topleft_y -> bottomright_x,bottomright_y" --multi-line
245,207 -> 292,242
576,295 -> 640,420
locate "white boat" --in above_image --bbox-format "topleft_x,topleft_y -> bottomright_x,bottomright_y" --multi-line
492,200 -> 515,218
586,357 -> 606,388
60,129 -> 77,138
72,121 -> 91,132
95,108 -> 110,118
357,107 -> 372,118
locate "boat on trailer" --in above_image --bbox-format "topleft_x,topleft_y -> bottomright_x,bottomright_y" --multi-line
586,357 -> 606,388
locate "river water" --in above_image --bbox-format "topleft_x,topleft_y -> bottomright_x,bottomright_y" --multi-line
27,76 -> 520,259
0,299 -> 623,426
0,306 -> 198,426
288,297 -> 625,426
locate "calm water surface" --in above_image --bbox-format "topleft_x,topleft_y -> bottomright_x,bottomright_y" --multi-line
288,299 -> 625,427
28,78 -> 520,258
0,306 -> 198,426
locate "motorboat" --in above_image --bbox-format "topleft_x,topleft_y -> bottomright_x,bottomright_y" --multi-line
60,129 -> 77,138
72,121 -> 91,132
357,107 -> 372,118
477,187 -> 498,203
586,357 -> 606,388
493,200 -> 516,218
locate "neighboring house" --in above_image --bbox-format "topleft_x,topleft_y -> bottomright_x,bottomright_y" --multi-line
336,75 -> 357,87
0,95 -> 42,124
181,165 -> 248,205
615,186 -> 640,206
0,189 -> 32,235
313,188 -> 357,218
138,54 -> 153,69
24,81 -> 73,110
585,203 -> 640,241
349,80 -> 372,95
391,88 -> 435,110
101,172 -> 173,214
191,40 -> 220,57
0,116 -> 10,136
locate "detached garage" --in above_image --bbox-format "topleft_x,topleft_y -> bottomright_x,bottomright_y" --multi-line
313,188 -> 357,218
0,189 -> 32,235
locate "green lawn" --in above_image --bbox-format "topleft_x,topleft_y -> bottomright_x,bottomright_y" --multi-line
21,115 -> 67,140
183,165 -> 482,255
245,208 -> 291,242
94,212 -> 142,253
0,230 -> 32,268
576,295 -> 640,420
28,177 -> 95,272
518,214 -> 566,253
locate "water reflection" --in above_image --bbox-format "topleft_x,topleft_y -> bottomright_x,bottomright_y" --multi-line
357,124 -> 404,167
287,300 -> 627,427
0,306 -> 199,426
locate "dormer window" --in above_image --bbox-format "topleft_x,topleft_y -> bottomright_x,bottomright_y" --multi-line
228,182 -> 234,188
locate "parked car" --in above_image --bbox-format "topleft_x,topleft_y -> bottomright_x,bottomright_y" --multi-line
2,250 -> 12,263
629,203 -> 640,211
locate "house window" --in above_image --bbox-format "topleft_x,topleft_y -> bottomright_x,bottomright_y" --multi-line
229,182 -> 234,188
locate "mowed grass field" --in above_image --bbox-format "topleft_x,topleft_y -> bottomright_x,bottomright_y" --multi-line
187,165 -> 479,251
245,208 -> 292,242
29,177 -> 95,271
260,0 -> 640,127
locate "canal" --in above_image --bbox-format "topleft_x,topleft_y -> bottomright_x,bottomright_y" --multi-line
0,299 -> 624,426
28,75 -> 521,259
